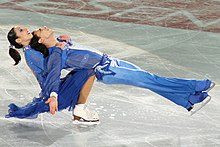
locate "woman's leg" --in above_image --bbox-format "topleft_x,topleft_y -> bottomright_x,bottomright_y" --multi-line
73,75 -> 99,122
77,75 -> 96,104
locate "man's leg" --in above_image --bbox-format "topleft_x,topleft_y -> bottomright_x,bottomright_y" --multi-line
101,59 -> 212,110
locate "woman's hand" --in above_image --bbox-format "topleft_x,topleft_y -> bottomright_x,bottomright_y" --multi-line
45,96 -> 58,115
56,42 -> 68,50
59,34 -> 71,41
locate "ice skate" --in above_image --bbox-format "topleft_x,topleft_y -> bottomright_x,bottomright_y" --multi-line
72,118 -> 100,125
190,95 -> 211,116
72,104 -> 100,125
206,82 -> 215,92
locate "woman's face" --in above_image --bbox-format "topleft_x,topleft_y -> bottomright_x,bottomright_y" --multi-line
14,26 -> 33,45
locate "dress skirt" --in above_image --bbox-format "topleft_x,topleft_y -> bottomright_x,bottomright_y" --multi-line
5,69 -> 94,119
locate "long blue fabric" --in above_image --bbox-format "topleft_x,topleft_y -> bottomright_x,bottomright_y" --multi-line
6,69 -> 94,119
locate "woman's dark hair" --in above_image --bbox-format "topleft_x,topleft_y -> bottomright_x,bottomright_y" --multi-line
7,28 -> 22,65
29,33 -> 49,57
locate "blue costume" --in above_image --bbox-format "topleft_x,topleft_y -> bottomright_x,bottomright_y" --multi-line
46,45 -> 212,110
6,46 -> 94,119
6,42 -> 212,119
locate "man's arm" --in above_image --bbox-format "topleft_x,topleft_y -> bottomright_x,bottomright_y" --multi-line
57,34 -> 73,46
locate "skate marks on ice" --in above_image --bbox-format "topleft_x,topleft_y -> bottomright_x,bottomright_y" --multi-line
1,23 -> 220,146
0,114 -> 101,147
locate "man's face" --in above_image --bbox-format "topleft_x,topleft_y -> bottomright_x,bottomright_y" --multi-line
14,26 -> 33,45
34,26 -> 54,42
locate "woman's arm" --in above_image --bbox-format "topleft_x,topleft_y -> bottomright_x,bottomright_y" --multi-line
24,49 -> 45,90
42,41 -> 68,95
42,45 -> 67,115
43,47 -> 62,98
24,46 -> 63,115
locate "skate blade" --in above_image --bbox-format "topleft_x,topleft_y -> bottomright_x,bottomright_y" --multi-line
190,96 -> 211,116
206,82 -> 215,92
72,119 -> 100,125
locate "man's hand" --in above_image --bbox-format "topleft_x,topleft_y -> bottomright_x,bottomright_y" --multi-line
59,34 -> 71,41
56,42 -> 68,50
45,96 -> 58,115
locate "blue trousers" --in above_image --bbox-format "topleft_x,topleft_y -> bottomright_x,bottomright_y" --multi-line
99,58 -> 211,110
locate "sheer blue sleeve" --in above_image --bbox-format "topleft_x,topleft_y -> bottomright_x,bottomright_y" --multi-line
57,37 -> 73,46
42,47 -> 62,97
24,48 -> 45,89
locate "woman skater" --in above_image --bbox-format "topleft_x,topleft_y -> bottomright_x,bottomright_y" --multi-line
6,26 -> 99,124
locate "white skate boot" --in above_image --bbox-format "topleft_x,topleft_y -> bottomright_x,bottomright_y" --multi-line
72,104 -> 100,125
190,95 -> 211,116
206,82 -> 215,92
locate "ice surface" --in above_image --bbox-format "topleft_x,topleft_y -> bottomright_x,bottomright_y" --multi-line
0,1 -> 220,147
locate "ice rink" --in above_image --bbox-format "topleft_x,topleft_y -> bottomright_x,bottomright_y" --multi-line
0,1 -> 220,147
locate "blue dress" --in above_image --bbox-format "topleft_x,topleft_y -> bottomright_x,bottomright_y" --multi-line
5,46 -> 94,119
